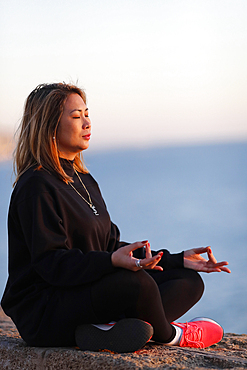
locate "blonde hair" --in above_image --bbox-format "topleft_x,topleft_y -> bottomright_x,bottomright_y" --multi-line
14,83 -> 88,185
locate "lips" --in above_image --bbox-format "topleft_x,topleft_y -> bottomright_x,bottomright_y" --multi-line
82,134 -> 91,140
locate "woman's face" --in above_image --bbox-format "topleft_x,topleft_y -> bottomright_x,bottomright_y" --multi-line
56,93 -> 91,160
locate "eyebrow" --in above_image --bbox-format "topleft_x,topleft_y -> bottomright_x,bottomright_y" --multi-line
70,108 -> 89,114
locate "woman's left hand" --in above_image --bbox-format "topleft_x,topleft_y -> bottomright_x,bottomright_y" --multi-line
183,246 -> 231,273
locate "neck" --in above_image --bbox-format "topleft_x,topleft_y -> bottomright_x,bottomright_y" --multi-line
59,154 -> 76,161
59,157 -> 74,177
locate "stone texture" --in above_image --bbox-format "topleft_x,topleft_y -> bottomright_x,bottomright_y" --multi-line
1,307 -> 247,369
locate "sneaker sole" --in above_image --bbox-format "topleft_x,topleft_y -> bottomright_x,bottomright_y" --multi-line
75,318 -> 153,353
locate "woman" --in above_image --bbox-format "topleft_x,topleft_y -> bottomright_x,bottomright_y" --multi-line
1,83 -> 231,353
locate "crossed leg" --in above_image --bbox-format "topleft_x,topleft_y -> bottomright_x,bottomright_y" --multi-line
90,267 -> 204,343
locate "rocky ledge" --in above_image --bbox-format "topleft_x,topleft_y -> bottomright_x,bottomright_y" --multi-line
0,308 -> 246,370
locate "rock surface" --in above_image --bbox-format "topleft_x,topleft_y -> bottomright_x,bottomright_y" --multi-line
0,307 -> 247,369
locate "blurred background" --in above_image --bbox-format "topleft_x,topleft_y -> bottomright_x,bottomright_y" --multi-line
1,0 -> 247,148
0,0 -> 246,333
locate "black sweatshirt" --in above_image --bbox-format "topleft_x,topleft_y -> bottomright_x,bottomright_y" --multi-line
1,159 -> 183,327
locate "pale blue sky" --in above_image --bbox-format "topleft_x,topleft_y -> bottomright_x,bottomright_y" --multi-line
0,0 -> 246,150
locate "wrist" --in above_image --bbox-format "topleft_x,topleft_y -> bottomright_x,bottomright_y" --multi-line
111,251 -> 117,267
183,257 -> 192,269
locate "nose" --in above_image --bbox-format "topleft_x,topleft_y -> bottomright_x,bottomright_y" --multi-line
82,117 -> 91,130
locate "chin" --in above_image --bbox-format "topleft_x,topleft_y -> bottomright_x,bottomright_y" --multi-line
80,143 -> 90,152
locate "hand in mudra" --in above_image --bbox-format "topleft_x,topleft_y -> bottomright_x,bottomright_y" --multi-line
184,246 -> 231,273
111,241 -> 163,271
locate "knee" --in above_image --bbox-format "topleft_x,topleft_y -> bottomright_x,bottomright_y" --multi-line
193,270 -> 204,294
186,269 -> 205,300
134,270 -> 160,298
120,269 -> 159,298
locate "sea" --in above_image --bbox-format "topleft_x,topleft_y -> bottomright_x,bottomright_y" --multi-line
0,142 -> 246,334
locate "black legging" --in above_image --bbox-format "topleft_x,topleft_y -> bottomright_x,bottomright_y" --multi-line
90,268 -> 204,343
19,267 -> 204,346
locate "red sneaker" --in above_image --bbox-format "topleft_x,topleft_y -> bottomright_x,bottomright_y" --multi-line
173,317 -> 224,348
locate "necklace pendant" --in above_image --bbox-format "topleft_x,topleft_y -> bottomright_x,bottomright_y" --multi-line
90,204 -> 99,216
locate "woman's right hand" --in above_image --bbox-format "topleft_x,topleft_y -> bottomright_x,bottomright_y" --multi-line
111,241 -> 163,271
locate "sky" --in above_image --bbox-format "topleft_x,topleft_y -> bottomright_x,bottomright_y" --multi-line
0,0 -> 246,151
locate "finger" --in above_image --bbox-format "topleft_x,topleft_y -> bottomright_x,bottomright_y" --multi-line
145,242 -> 152,259
192,246 -> 210,255
214,261 -> 231,272
212,261 -> 229,268
205,261 -> 231,273
145,257 -> 161,268
148,263 -> 163,271
125,241 -> 149,254
153,265 -> 164,271
219,266 -> 231,273
206,247 -> 218,264
142,252 -> 163,268
144,259 -> 162,270
205,265 -> 231,273
206,268 -> 222,273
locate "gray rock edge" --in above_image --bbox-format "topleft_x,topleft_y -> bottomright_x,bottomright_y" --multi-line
1,307 -> 247,370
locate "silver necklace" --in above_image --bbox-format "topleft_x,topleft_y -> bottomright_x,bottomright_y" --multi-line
69,169 -> 99,216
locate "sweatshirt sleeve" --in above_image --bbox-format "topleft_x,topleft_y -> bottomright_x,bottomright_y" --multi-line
107,222 -> 129,251
10,179 -> 117,287
108,223 -> 184,269
152,249 -> 184,270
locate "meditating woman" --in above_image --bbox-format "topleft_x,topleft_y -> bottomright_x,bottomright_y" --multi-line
1,83 -> 231,353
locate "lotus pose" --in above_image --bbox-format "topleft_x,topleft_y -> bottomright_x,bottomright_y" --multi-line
1,83 -> 231,353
